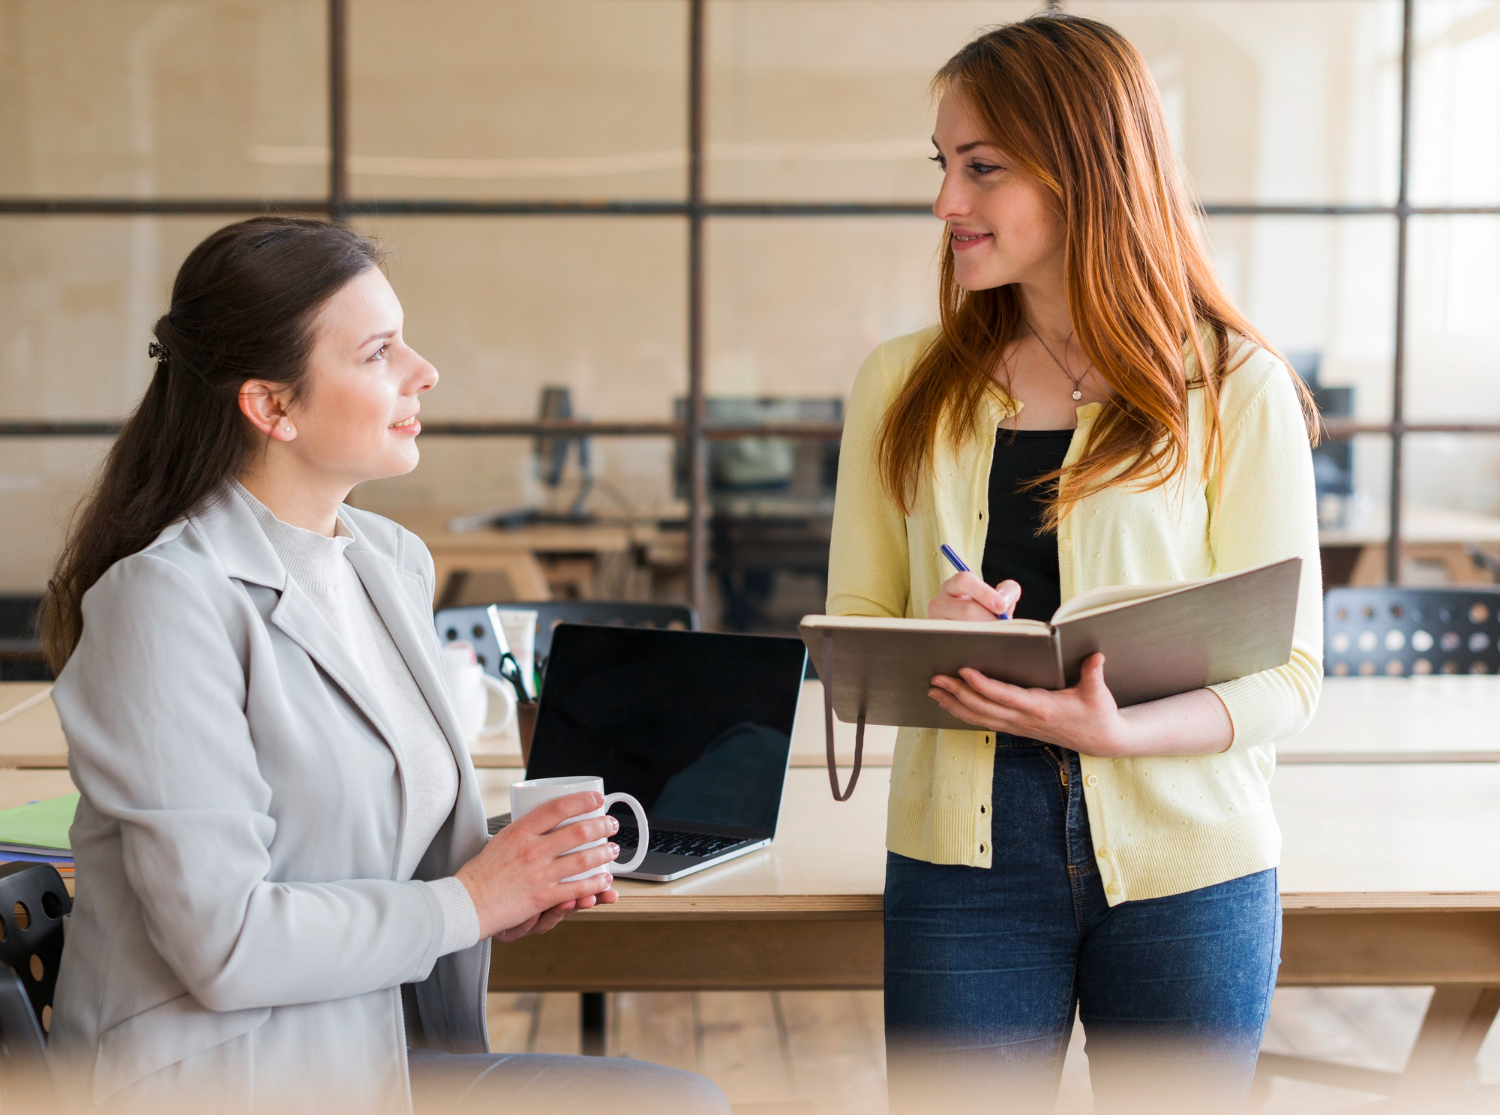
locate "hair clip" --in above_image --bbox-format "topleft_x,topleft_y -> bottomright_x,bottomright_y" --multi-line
147,341 -> 168,361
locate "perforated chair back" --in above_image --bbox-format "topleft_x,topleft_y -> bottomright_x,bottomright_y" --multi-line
0,863 -> 70,1100
503,602 -> 699,675
1324,586 -> 1500,677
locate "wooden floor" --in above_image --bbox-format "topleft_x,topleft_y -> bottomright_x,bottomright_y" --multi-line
486,988 -> 1500,1113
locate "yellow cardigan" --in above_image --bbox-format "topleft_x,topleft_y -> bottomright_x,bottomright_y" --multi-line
826,325 -> 1323,904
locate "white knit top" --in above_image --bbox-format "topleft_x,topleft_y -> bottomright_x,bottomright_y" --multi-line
233,482 -> 481,956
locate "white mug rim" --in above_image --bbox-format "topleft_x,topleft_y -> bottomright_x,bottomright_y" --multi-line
511,775 -> 603,791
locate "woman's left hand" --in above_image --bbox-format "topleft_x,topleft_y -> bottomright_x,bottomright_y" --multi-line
929,652 -> 1142,757
493,887 -> 620,944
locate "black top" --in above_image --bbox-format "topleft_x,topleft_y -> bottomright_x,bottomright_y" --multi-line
980,429 -> 1073,623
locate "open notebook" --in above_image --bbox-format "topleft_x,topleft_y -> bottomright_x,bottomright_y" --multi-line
798,557 -> 1301,800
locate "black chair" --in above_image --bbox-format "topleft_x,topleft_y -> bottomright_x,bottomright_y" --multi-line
0,862 -> 71,1101
1324,586 -> 1500,677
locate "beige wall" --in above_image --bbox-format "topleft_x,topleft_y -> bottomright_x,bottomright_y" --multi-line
4,0 -> 1500,590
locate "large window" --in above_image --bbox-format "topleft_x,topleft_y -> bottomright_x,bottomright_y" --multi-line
4,0 -> 1498,616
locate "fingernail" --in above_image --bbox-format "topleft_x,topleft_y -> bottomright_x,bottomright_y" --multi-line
601,874 -> 613,886
610,843 -> 620,858
609,817 -> 619,833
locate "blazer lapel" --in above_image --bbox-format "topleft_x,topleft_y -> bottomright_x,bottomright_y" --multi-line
341,528 -> 470,766
267,580 -> 403,754
187,485 -> 404,757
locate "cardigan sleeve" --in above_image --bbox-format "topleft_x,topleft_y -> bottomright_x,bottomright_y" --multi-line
826,342 -> 912,619
1205,355 -> 1325,750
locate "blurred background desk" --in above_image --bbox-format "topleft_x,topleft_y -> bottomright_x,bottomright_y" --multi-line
381,510 -> 638,607
1320,504 -> 1500,587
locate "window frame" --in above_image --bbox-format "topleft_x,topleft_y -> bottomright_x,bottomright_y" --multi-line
3,0 -> 1498,615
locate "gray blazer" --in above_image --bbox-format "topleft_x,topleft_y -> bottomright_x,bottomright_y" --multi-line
50,487 -> 490,1113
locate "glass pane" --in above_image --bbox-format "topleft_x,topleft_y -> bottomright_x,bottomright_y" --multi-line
708,0 -> 1401,205
706,216 -> 940,398
1318,432 -> 1390,582
350,215 -> 686,517
1406,215 -> 1500,421
1401,434 -> 1500,587
0,0 -> 326,198
0,216 -> 228,420
1204,215 -> 1397,423
1071,0 -> 1402,205
348,0 -> 687,201
707,1 -> 1036,202
0,439 -> 112,592
1410,1 -> 1500,206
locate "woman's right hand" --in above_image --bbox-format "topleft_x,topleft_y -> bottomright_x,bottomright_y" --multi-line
455,791 -> 621,940
928,572 -> 1022,622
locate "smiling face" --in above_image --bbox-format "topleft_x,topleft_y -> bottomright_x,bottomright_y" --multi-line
256,266 -> 438,493
931,88 -> 1067,294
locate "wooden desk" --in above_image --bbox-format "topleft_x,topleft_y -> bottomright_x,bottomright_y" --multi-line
0,769 -> 75,810
0,684 -> 65,768
384,510 -> 636,605
478,764 -> 1500,1096
1280,676 -> 1500,763
0,682 -> 51,722
8,680 -> 1497,1096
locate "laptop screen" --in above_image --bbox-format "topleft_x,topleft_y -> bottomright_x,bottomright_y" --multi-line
525,625 -> 807,837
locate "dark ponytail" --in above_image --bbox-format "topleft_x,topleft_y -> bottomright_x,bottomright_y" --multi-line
42,216 -> 384,670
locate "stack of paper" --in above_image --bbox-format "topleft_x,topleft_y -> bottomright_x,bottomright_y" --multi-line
0,793 -> 77,878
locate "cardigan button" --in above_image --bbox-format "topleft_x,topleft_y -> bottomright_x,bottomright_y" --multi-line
1084,774 -> 1099,788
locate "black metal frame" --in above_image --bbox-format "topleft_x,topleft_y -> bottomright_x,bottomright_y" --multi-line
2,0 -> 1497,609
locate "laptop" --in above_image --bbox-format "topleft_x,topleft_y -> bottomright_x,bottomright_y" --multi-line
486,624 -> 807,881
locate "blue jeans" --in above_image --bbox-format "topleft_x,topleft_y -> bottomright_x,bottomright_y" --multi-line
884,738 -> 1279,1113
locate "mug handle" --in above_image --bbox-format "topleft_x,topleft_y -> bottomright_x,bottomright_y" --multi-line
478,674 -> 518,737
602,792 -> 650,873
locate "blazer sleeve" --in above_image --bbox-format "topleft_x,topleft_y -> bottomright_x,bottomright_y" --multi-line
1205,357 -> 1325,751
826,342 -> 912,619
55,552 -> 448,1014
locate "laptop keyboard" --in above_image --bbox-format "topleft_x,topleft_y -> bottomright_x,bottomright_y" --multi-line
617,827 -> 749,859
487,816 -> 752,860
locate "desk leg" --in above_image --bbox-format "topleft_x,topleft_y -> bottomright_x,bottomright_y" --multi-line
1395,985 -> 1500,1098
581,992 -> 606,1056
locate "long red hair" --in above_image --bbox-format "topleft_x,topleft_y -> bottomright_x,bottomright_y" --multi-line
877,14 -> 1315,522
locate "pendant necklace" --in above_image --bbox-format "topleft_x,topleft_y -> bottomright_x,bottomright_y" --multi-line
1027,322 -> 1089,401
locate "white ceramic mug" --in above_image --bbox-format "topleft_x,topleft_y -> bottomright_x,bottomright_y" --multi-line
509,775 -> 650,879
442,645 -> 517,740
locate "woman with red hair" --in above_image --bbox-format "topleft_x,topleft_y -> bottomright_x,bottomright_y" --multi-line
827,14 -> 1321,1111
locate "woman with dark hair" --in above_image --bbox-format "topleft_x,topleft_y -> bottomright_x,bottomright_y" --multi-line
826,14 -> 1321,1113
44,217 -> 727,1115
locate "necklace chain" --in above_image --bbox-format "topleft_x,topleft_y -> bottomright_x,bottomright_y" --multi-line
1027,322 -> 1089,401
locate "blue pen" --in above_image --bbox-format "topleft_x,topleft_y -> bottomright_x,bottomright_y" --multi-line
939,544 -> 1010,620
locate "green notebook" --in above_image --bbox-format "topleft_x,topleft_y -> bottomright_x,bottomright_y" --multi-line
0,793 -> 78,857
